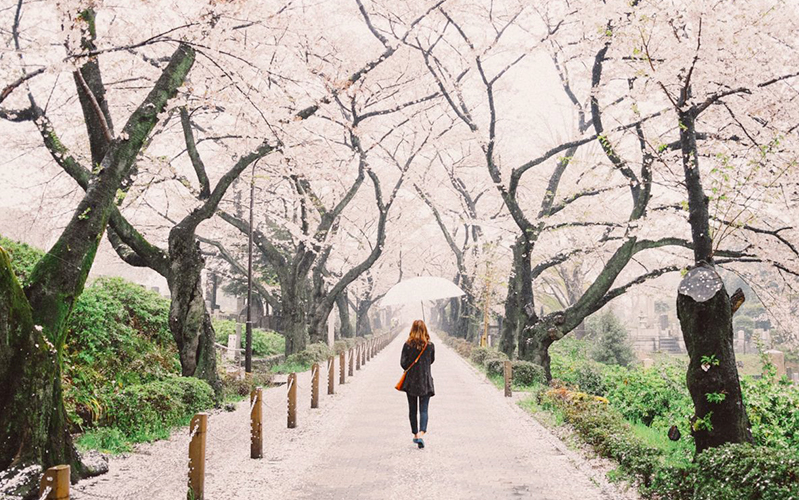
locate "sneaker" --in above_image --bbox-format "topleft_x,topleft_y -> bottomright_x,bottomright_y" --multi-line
417,438 -> 424,449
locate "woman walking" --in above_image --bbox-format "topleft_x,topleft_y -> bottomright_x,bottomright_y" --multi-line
398,319 -> 435,449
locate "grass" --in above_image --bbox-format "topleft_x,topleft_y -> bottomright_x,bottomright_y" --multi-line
75,413 -> 194,455
629,421 -> 693,468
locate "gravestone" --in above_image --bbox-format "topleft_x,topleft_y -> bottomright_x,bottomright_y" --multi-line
764,350 -> 786,377
226,334 -> 238,361
642,358 -> 654,369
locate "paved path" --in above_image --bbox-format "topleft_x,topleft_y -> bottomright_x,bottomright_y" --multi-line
289,333 -> 610,500
73,332 -> 618,500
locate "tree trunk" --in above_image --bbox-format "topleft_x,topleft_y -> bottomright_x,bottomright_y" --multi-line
356,299 -> 373,337
336,290 -> 353,338
0,250 -> 84,494
281,282 -> 308,354
500,235 -> 535,358
167,234 -> 221,397
677,264 -> 752,453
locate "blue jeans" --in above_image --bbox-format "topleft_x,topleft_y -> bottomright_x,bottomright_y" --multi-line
407,394 -> 430,435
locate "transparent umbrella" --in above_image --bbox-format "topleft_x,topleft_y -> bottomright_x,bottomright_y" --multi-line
380,276 -> 465,322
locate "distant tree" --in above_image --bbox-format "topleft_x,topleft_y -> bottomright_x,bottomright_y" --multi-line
587,310 -> 635,367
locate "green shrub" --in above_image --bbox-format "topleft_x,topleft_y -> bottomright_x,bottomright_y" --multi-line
483,350 -> 509,364
452,338 -> 473,358
538,386 -> 798,500
572,361 -> 609,397
741,375 -> 799,451
681,443 -> 799,500
470,346 -> 494,365
100,376 -> 214,443
603,360 -> 693,437
213,319 -> 284,357
63,276 -> 179,428
0,235 -> 44,285
333,339 -> 351,354
587,309 -> 635,367
104,376 -> 214,440
511,361 -> 546,386
485,358 -> 507,377
284,343 -> 333,367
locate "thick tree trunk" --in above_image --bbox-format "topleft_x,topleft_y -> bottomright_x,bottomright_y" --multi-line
0,250 -> 83,494
677,264 -> 752,453
356,299 -> 373,337
167,234 -> 220,397
500,235 -> 535,358
336,290 -> 353,338
282,283 -> 308,354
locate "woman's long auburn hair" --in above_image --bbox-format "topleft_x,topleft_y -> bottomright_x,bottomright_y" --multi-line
406,320 -> 429,349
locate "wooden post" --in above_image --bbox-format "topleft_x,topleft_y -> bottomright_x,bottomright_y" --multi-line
340,352 -> 346,384
327,356 -> 335,395
188,412 -> 208,500
348,348 -> 354,376
311,362 -> 320,409
504,361 -> 512,398
250,387 -> 263,459
39,465 -> 69,500
366,341 -> 371,361
356,345 -> 361,370
287,373 -> 297,428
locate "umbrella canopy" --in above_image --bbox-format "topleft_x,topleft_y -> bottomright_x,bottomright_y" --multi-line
380,276 -> 465,306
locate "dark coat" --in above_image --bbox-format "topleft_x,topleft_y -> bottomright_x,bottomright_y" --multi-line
400,341 -> 435,397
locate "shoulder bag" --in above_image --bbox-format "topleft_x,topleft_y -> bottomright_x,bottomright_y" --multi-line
395,342 -> 428,391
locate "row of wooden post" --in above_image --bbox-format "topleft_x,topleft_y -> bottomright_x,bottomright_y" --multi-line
37,331 -> 400,500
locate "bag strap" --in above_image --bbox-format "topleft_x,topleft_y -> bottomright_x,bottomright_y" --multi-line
402,342 -> 428,374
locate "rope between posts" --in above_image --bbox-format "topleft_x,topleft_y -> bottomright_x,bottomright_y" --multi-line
286,376 -> 294,392
39,486 -> 51,500
214,342 -> 244,352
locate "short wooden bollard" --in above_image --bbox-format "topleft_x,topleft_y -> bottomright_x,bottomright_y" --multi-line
366,342 -> 371,361
504,361 -> 512,398
287,373 -> 298,428
339,352 -> 346,384
348,348 -> 354,376
362,343 -> 367,364
39,464 -> 69,499
188,412 -> 207,500
327,357 -> 335,395
250,387 -> 263,459
356,345 -> 361,370
311,363 -> 320,409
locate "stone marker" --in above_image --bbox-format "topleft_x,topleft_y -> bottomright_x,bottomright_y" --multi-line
226,334 -> 238,361
642,358 -> 654,369
765,350 -> 786,377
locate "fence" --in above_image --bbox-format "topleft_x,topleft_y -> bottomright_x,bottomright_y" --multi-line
47,330 -> 401,500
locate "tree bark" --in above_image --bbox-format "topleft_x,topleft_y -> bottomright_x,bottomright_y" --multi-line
677,264 -> 752,452
355,298 -> 373,337
675,103 -> 752,454
336,290 -> 353,338
167,232 -> 221,395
